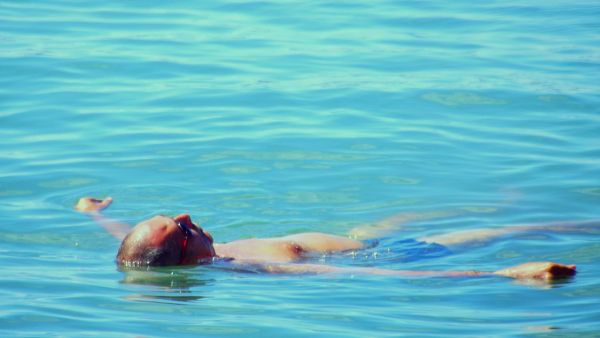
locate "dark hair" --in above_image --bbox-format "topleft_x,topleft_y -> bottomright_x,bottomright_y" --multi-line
116,232 -> 179,267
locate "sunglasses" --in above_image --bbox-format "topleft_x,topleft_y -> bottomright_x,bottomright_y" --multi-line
176,221 -> 193,265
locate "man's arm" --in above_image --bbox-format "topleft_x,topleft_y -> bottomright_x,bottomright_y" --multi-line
255,261 -> 576,281
75,196 -> 131,241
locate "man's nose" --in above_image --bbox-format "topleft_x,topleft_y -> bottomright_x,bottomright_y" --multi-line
173,213 -> 192,225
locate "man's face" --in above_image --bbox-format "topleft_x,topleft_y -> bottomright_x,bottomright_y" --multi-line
136,214 -> 216,265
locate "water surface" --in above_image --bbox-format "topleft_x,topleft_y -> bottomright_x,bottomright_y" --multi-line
1,0 -> 599,336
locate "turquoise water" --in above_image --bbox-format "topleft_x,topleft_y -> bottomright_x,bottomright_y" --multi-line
1,0 -> 600,336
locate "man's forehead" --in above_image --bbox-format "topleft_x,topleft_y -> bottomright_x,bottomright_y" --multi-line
142,215 -> 175,227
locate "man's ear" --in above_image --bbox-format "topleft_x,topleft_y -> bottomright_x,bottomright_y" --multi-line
203,230 -> 214,244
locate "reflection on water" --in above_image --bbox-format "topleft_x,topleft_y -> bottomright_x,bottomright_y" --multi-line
119,266 -> 214,303
512,277 -> 576,290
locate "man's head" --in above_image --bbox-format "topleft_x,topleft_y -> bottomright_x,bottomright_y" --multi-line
116,214 -> 216,267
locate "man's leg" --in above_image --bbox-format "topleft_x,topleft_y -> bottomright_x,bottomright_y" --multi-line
418,219 -> 600,248
348,189 -> 521,240
347,207 -> 497,240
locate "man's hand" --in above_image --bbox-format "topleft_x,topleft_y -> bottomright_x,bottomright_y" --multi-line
75,197 -> 113,213
495,262 -> 576,280
74,196 -> 129,240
